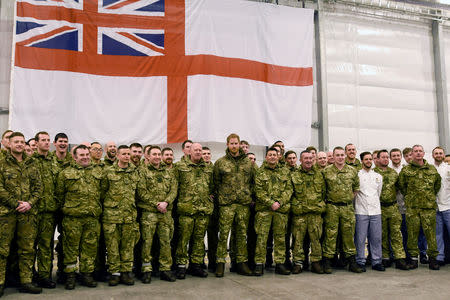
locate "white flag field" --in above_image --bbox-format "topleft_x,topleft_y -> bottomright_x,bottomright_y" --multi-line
10,0 -> 314,148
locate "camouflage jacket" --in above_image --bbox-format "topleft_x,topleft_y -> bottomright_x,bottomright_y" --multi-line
137,163 -> 178,213
101,162 -> 139,223
213,149 -> 254,206
175,157 -> 214,216
374,166 -> 399,204
399,160 -> 441,209
51,151 -> 73,169
346,158 -> 362,171
103,156 -> 116,167
30,152 -> 60,212
56,163 -> 103,217
0,152 -> 43,216
323,164 -> 360,204
254,161 -> 293,214
291,165 -> 326,215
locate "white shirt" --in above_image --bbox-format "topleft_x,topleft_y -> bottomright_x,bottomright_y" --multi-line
355,168 -> 383,215
435,162 -> 450,212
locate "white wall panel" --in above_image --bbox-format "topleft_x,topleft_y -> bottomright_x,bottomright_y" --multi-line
445,28 -> 450,136
324,13 -> 439,153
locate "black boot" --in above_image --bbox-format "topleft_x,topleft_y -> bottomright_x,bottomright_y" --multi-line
141,272 -> 151,284
407,258 -> 418,269
19,283 -> 42,294
190,263 -> 208,278
348,256 -> 363,273
254,264 -> 264,276
109,274 -> 120,286
36,276 -> 56,289
176,266 -> 186,279
275,263 -> 291,275
395,258 -> 409,270
120,272 -> 134,285
0,284 -> 4,297
65,272 -> 76,290
311,261 -> 324,274
382,258 -> 392,268
322,258 -> 332,274
229,261 -> 237,273
237,262 -> 253,276
215,263 -> 225,278
429,258 -> 440,270
80,272 -> 97,288
160,271 -> 176,282
420,253 -> 429,264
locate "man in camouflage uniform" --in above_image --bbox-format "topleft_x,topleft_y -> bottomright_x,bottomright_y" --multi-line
90,142 -> 104,166
373,150 -> 409,270
137,146 -> 177,283
345,143 -> 362,170
0,132 -> 43,295
32,132 -> 61,288
399,144 -> 441,270
56,145 -> 103,289
0,130 -> 12,161
101,145 -> 139,286
103,142 -> 117,166
253,147 -> 293,276
214,134 -> 254,277
322,146 -> 362,274
175,143 -> 214,279
130,143 -> 143,167
291,151 -> 326,274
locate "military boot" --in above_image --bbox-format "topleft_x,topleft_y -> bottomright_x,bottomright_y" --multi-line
120,272 -> 134,285
176,266 -> 186,280
229,261 -> 237,273
311,262 -> 324,274
80,272 -> 97,288
275,263 -> 291,275
348,256 -> 363,273
382,258 -> 392,268
0,284 -> 4,297
237,262 -> 253,276
291,261 -> 303,274
36,276 -> 56,289
160,271 -> 176,282
322,258 -> 332,274
141,272 -> 151,284
65,272 -> 76,290
190,263 -> 208,278
215,263 -> 225,278
395,259 -> 409,270
420,253 -> 429,264
18,283 -> 42,294
108,274 -> 120,286
254,264 -> 264,276
429,258 -> 440,271
407,258 -> 418,269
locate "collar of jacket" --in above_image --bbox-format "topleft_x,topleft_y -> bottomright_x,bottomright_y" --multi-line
410,159 -> 430,169
225,148 -> 246,160
111,161 -> 136,172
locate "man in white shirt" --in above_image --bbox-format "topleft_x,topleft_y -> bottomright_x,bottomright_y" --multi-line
433,147 -> 450,265
355,152 -> 385,271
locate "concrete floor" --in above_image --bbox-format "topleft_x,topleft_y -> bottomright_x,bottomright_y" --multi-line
2,264 -> 450,300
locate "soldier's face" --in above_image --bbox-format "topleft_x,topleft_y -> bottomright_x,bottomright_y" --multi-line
130,146 -> 143,164
327,151 -> 334,164
247,154 -> 256,164
1,132 -> 12,150
117,148 -> 131,165
25,145 -> 33,156
37,134 -> 50,152
379,152 -> 389,167
228,138 -> 240,156
334,149 -> 346,167
183,142 -> 192,156
275,142 -> 285,154
266,150 -> 279,166
345,145 -> 356,159
300,152 -> 313,170
162,150 -> 173,165
54,138 -> 68,152
390,151 -> 402,166
90,144 -> 103,160
106,142 -> 117,158
150,148 -> 162,166
310,151 -> 317,164
74,148 -> 90,167
29,139 -> 37,151
240,143 -> 249,154
432,148 -> 445,163
273,146 -> 282,160
412,146 -> 424,163
202,150 -> 211,163
362,154 -> 373,169
317,152 -> 327,167
190,143 -> 203,163
404,151 -> 412,163
286,153 -> 297,168
9,136 -> 25,155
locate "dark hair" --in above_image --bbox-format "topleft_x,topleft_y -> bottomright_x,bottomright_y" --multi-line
73,144 -> 89,156
247,152 -> 255,157
117,145 -> 129,153
360,151 -> 372,161
377,149 -> 389,158
284,150 -> 297,159
54,132 -> 68,143
130,142 -> 143,149
34,131 -> 49,142
9,132 -> 25,140
240,140 -> 249,146
333,146 -> 344,154
266,147 -> 278,155
162,147 -> 173,155
91,142 -> 101,147
149,145 -> 161,152
345,143 -> 354,151
299,150 -> 310,157
27,138 -> 35,144
306,146 -> 317,153
389,148 -> 401,156
182,140 -> 193,150
202,146 -> 210,151
402,147 -> 412,155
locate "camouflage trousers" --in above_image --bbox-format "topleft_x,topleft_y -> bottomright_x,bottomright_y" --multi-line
176,214 -> 209,265
254,211 -> 288,264
292,213 -> 323,263
0,213 -> 37,285
104,222 -> 139,273
216,204 -> 250,264
381,205 -> 405,259
63,216 -> 100,273
322,203 -> 356,258
36,212 -> 57,278
406,208 -> 438,258
140,211 -> 173,272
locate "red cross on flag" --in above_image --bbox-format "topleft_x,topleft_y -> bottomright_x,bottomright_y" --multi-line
10,0 -> 313,148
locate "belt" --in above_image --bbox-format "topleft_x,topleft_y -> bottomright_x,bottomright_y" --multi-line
380,202 -> 396,207
328,202 -> 350,207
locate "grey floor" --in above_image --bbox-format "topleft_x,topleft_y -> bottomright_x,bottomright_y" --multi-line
2,263 -> 450,300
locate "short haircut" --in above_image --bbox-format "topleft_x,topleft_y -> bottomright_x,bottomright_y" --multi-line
27,138 -> 35,144
412,144 -> 423,151
2,130 -> 13,139
360,151 -> 372,161
226,133 -> 240,144
149,145 -> 161,152
389,148 -> 401,156
54,132 -> 68,143
271,144 -> 281,151
247,152 -> 255,157
306,146 -> 317,153
91,142 -> 101,147
162,147 -> 173,155
266,147 -> 278,155
345,143 -> 355,151
144,145 -> 152,155
299,150 -> 310,158
333,146 -> 344,154
240,140 -> 249,146
73,144 -> 88,156
402,147 -> 412,155
130,142 -> 143,149
182,139 -> 193,149
9,132 -> 25,140
377,149 -> 389,158
284,150 -> 297,159
432,146 -> 444,154
274,140 -> 283,145
202,146 -> 210,151
117,145 -> 129,152
34,131 -> 49,142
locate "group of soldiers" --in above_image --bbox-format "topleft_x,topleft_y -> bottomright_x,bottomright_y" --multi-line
0,129 -> 449,297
